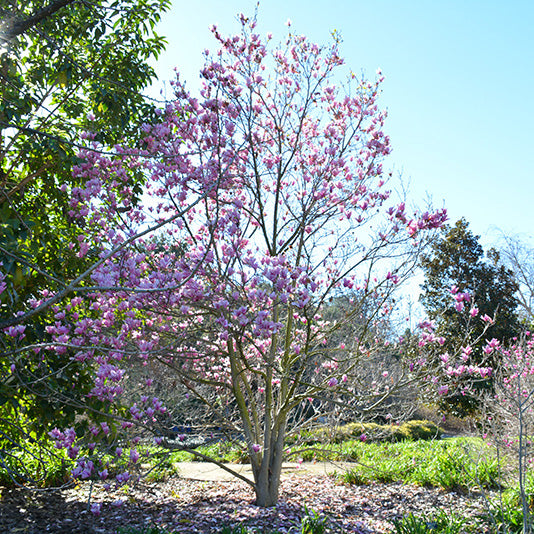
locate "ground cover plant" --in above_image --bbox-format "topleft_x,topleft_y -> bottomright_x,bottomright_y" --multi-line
392,510 -> 468,534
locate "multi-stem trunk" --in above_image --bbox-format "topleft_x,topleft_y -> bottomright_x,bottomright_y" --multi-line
252,419 -> 287,507
228,335 -> 287,507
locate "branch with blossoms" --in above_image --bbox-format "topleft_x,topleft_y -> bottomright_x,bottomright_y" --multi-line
399,286 -> 498,411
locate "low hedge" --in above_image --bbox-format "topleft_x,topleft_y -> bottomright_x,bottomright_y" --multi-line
290,419 -> 442,445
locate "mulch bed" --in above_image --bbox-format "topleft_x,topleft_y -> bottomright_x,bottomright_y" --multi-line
0,474 -> 490,533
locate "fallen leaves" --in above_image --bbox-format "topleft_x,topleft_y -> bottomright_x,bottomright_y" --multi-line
0,473 -> 488,533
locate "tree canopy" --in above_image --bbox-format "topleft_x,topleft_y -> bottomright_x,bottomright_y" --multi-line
1,0 -> 169,310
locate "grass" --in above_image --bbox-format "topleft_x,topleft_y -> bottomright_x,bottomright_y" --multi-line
392,510 -> 469,533
171,433 -> 500,495
0,423 -> 500,496
332,437 -> 501,493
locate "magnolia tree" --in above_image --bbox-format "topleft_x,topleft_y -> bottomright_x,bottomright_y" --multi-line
480,334 -> 534,534
3,17 -> 449,506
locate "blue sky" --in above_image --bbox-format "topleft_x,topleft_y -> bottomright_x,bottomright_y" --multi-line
150,0 -> 533,248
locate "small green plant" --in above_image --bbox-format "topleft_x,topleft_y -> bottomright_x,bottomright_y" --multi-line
300,505 -> 329,534
339,468 -> 371,486
0,439 -> 74,487
117,525 -> 174,534
482,482 -> 534,534
393,510 -> 467,533
220,525 -> 254,534
484,501 -> 526,534
392,513 -> 432,534
144,456 -> 180,482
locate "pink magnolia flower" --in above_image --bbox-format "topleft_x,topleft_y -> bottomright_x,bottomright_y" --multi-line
130,448 -> 140,463
437,385 -> 449,396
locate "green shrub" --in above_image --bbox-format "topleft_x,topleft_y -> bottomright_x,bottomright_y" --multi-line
396,420 -> 442,441
293,420 -> 441,446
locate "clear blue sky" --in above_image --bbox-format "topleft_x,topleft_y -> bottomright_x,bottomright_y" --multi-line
150,0 -> 534,248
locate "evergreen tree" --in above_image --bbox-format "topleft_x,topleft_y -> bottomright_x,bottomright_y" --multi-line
420,218 -> 520,415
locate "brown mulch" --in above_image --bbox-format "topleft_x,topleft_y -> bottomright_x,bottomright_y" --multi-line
0,474 -> 489,533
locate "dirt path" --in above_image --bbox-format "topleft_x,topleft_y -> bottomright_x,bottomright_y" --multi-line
174,460 -> 356,481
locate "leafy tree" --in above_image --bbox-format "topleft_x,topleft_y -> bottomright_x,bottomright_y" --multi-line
419,218 -> 521,414
29,16 -> 449,506
0,0 -> 169,480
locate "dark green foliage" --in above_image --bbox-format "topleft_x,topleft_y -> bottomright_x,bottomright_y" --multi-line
0,0 -> 169,482
419,218 -> 521,415
0,438 -> 74,487
0,0 -> 170,315
420,219 -> 520,348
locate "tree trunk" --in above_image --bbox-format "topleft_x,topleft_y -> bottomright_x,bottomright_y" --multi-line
253,422 -> 286,507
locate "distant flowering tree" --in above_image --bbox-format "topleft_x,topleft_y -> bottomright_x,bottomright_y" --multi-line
477,333 -> 534,534
2,16 -> 449,506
